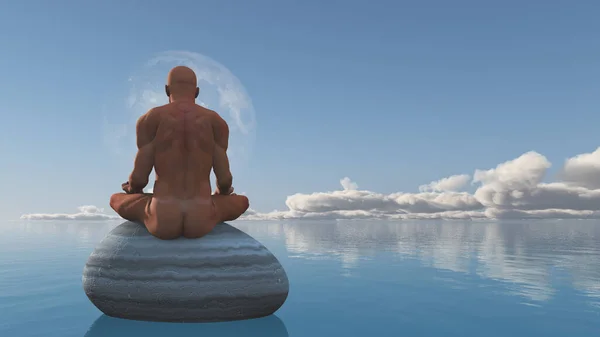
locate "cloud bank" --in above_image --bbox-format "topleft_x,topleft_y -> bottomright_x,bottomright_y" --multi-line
20,147 -> 600,221
242,147 -> 600,220
21,206 -> 120,221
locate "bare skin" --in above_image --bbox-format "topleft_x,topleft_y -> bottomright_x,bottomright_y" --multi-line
109,66 -> 249,239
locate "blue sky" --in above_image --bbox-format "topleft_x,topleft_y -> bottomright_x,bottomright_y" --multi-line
3,0 -> 600,221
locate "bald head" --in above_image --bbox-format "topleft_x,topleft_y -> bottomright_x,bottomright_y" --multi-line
165,66 -> 199,100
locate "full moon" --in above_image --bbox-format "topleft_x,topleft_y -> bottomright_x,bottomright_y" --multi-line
125,50 -> 257,172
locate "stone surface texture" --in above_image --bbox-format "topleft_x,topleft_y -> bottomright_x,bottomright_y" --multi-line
82,221 -> 289,322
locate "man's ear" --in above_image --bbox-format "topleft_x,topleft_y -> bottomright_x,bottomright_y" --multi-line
195,87 -> 199,98
165,85 -> 170,97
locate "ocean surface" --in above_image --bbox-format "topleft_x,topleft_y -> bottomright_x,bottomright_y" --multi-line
1,219 -> 599,337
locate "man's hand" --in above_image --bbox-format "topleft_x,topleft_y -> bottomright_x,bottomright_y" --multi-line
214,186 -> 235,196
122,182 -> 143,194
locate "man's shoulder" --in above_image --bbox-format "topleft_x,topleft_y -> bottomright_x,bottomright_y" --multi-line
204,108 -> 226,123
197,106 -> 227,126
196,105 -> 218,116
149,104 -> 169,115
143,105 -> 170,122
137,106 -> 164,132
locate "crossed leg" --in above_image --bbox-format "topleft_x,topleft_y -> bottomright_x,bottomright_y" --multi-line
109,192 -> 152,223
212,194 -> 250,222
109,192 -> 180,240
110,192 -> 250,240
182,194 -> 250,238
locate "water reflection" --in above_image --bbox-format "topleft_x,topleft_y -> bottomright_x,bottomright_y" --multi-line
11,219 -> 600,307
84,314 -> 288,337
5,221 -> 120,247
235,220 -> 600,304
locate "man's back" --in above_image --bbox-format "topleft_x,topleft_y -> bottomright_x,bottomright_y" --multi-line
150,102 -> 217,200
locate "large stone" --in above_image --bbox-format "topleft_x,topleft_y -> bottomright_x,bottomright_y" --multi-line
82,221 -> 289,322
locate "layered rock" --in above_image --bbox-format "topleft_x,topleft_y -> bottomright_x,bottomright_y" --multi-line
83,221 -> 289,322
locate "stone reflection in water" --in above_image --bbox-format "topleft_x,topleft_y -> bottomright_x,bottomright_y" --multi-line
84,314 -> 288,337
235,220 -> 600,304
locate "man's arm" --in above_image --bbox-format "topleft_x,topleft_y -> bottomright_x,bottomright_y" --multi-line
127,110 -> 156,193
213,113 -> 233,194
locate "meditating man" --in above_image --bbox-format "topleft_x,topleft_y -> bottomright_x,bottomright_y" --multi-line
110,66 -> 249,239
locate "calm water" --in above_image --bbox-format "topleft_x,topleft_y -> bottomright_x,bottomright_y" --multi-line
1,220 -> 599,336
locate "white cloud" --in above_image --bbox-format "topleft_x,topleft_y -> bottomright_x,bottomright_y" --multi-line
419,174 -> 471,192
340,177 -> 358,191
559,147 -> 600,189
21,147 -> 600,221
21,205 -> 120,221
472,151 -> 600,218
241,176 -> 483,220
242,147 -> 600,220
